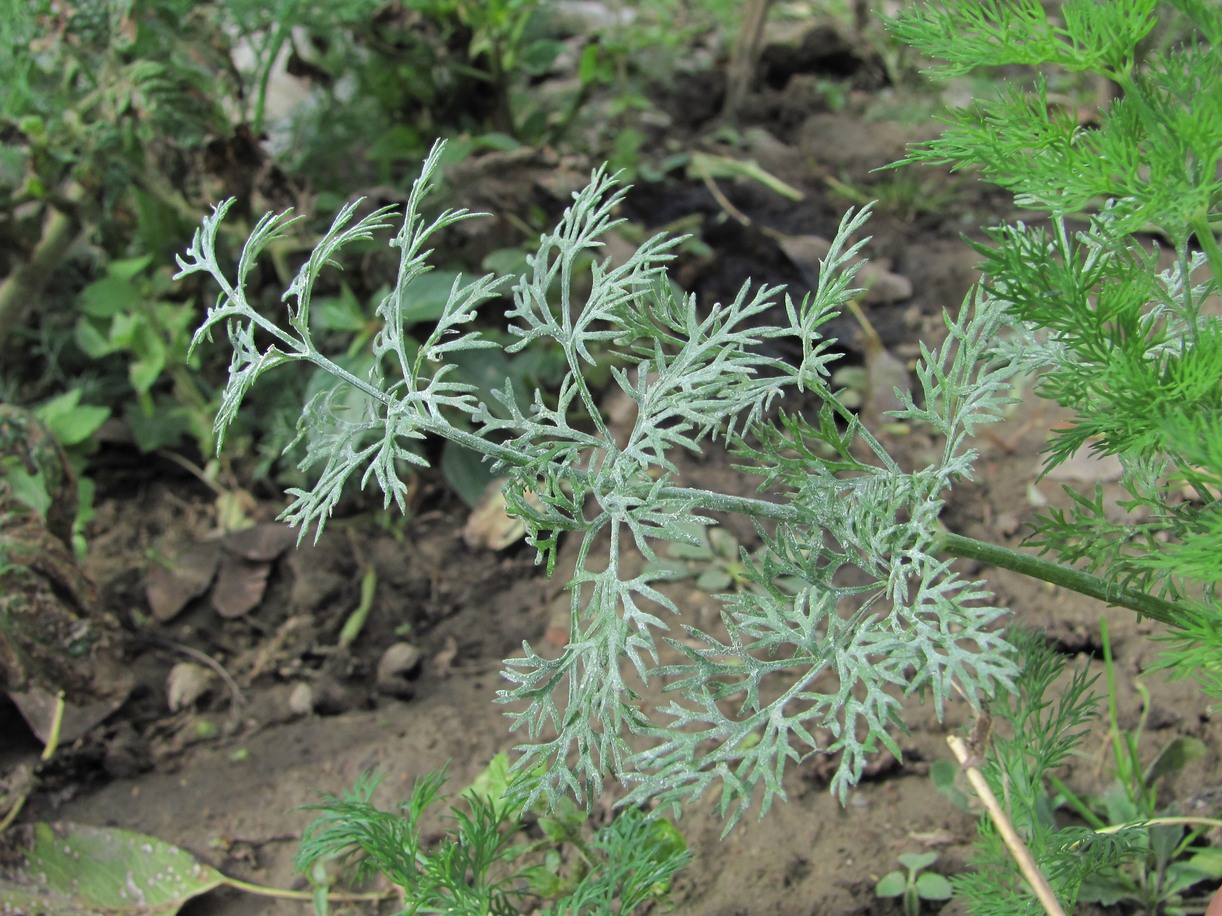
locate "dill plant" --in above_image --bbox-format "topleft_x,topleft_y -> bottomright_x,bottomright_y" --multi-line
885,0 -> 1222,909
889,3 -> 1222,648
178,2 -> 1219,877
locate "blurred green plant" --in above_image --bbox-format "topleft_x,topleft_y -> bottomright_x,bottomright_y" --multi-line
942,626 -> 1222,915
0,0 -> 231,344
298,753 -> 690,914
825,170 -> 965,223
73,254 -> 216,454
218,0 -> 384,136
1057,623 -> 1222,914
875,852 -> 953,916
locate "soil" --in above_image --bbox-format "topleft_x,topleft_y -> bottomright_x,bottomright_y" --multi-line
3,15 -> 1219,916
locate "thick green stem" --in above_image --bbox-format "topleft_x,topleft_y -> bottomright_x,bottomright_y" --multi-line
655,486 -> 1196,631
657,486 -> 800,522
933,530 -> 1193,631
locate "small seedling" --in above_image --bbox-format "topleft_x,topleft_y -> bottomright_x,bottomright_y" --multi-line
875,852 -> 953,916
1053,622 -> 1222,913
296,753 -> 690,914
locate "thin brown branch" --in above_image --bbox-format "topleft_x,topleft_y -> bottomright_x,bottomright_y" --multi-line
947,734 -> 1066,916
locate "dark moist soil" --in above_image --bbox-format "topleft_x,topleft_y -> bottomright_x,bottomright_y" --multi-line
5,17 -> 1220,916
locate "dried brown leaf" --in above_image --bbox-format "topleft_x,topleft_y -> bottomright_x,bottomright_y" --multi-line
146,541 -> 220,622
211,554 -> 272,619
222,522 -> 296,561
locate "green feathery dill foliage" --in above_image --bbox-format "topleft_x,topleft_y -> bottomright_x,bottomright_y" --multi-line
890,0 -> 1222,684
887,1 -> 1221,912
296,766 -> 690,914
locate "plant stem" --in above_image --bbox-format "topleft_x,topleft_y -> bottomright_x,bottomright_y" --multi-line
933,530 -> 1193,630
653,487 -> 1196,631
220,873 -> 388,903
1096,815 -> 1222,835
947,734 -> 1066,916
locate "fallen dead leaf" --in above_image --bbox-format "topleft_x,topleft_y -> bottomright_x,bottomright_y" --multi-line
212,554 -> 272,619
464,479 -> 530,549
146,541 -> 220,622
222,522 -> 297,561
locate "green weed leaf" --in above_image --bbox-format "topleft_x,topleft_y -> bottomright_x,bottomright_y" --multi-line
0,822 -> 224,914
876,871 -> 907,897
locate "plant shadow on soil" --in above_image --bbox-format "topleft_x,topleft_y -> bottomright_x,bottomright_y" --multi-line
6,22 -> 1221,916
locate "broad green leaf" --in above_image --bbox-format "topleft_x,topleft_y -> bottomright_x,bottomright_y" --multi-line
130,360 -> 164,398
929,758 -> 972,812
124,401 -> 196,454
442,440 -> 498,509
578,42 -> 606,85
449,347 -> 517,418
1079,870 -> 1136,906
107,254 -> 156,281
34,390 -> 110,447
915,870 -> 953,900
898,851 -> 938,871
520,38 -> 564,76
80,275 -> 137,319
107,312 -> 140,349
481,247 -> 531,278
74,318 -> 116,358
695,567 -> 732,591
644,817 -> 687,859
315,284 -> 368,333
0,822 -> 225,914
1162,858 -> 1218,896
397,271 -> 466,326
875,871 -> 907,897
667,542 -> 713,560
464,751 -> 520,819
1184,847 -> 1222,878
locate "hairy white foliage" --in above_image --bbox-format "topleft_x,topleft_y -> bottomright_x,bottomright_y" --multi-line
180,139 -> 1020,826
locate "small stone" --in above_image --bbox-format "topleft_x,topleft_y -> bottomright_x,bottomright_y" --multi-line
166,662 -> 214,712
377,642 -> 423,699
287,681 -> 315,717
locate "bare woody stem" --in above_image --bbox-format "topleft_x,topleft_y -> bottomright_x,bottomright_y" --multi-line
0,185 -> 85,350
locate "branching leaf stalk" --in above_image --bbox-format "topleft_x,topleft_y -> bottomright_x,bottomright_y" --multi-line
179,129 -> 1206,828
